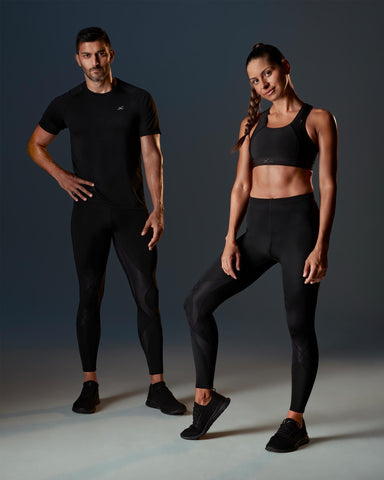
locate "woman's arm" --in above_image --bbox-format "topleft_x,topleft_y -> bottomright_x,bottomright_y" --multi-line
222,118 -> 253,279
303,110 -> 338,284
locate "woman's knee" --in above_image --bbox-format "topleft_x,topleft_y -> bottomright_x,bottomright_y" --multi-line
184,286 -> 214,332
287,317 -> 315,339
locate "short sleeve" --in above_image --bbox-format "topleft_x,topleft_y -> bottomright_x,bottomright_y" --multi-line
39,95 -> 67,135
138,92 -> 161,137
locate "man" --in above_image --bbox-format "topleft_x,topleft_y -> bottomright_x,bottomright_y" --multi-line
27,27 -> 185,416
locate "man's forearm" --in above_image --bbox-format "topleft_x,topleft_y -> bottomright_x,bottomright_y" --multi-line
27,141 -> 65,181
27,127 -> 94,202
143,150 -> 164,213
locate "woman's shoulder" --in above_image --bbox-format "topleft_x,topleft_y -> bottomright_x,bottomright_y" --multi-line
240,116 -> 249,131
239,111 -> 264,137
307,107 -> 337,130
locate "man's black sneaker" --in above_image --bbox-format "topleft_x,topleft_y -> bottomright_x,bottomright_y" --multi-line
146,381 -> 186,415
265,418 -> 309,452
72,380 -> 100,414
180,390 -> 231,440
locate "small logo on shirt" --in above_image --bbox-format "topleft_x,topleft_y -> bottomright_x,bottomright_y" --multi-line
117,105 -> 125,111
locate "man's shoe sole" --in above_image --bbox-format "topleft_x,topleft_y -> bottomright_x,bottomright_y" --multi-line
180,397 -> 231,440
145,399 -> 186,415
265,435 -> 310,453
72,398 -> 100,414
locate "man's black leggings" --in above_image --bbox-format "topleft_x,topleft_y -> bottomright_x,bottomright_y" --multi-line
184,193 -> 320,413
71,198 -> 163,374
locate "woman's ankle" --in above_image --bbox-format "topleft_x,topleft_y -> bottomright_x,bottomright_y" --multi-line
195,388 -> 212,406
286,410 -> 303,428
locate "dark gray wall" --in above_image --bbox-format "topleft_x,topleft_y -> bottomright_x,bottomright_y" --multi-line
1,1 -> 383,357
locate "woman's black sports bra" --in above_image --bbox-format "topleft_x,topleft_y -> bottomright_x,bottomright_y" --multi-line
249,103 -> 318,171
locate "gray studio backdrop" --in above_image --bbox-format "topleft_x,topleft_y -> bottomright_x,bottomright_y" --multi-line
1,1 -> 383,360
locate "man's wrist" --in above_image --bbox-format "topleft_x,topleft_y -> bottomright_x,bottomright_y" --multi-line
51,165 -> 66,181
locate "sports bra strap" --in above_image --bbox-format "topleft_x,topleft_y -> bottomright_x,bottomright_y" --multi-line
290,104 -> 313,142
252,109 -> 268,135
291,104 -> 313,129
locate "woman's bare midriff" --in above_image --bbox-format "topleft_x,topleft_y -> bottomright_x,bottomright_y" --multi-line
250,165 -> 314,199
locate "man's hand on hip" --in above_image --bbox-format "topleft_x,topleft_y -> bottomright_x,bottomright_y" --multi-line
56,170 -> 95,202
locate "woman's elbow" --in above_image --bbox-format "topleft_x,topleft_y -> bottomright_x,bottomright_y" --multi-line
319,180 -> 337,198
232,184 -> 251,198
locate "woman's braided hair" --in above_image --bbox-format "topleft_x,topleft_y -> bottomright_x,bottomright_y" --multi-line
233,43 -> 285,152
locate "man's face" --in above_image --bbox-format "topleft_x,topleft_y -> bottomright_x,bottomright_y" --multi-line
75,40 -> 114,82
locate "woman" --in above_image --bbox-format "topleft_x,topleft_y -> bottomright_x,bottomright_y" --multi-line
180,44 -> 337,452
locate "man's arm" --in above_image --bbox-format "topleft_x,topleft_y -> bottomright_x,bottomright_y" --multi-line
27,125 -> 94,202
140,133 -> 164,250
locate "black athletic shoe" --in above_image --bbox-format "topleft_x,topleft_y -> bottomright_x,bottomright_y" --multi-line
72,380 -> 100,414
146,381 -> 186,415
180,390 -> 231,440
265,418 -> 310,453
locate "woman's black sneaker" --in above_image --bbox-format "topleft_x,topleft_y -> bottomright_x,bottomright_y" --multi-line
180,390 -> 231,440
146,381 -> 186,415
265,418 -> 309,452
72,380 -> 100,414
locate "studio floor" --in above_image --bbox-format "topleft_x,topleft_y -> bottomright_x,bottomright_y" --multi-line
1,345 -> 383,480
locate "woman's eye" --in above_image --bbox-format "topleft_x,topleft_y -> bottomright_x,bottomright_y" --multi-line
265,70 -> 271,77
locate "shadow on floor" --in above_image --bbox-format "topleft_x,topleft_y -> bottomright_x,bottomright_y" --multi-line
203,423 -> 277,440
311,426 -> 384,444
204,424 -> 384,446
100,388 -> 148,409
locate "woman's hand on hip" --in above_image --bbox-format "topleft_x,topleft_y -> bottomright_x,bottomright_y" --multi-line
221,240 -> 241,280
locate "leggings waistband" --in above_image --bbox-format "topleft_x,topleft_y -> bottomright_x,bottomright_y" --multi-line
248,192 -> 315,208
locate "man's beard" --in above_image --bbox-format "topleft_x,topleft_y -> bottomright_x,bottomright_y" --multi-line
83,66 -> 108,82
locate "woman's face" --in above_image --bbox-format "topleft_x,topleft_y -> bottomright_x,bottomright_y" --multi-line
247,56 -> 290,100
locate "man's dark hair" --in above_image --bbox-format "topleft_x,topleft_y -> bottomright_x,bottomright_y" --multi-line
76,27 -> 111,52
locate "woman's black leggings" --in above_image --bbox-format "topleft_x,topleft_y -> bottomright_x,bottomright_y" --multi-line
71,199 -> 163,374
184,193 -> 320,413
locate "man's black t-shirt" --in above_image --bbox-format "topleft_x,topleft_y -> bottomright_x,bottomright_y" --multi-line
39,78 -> 161,208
